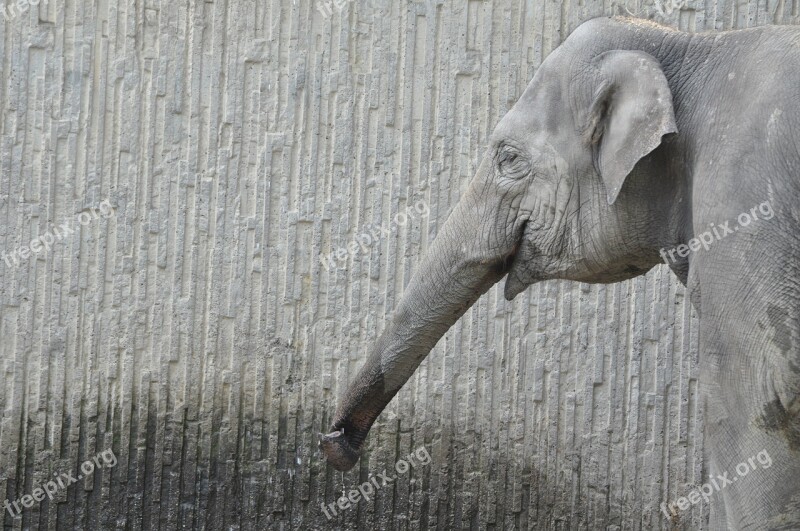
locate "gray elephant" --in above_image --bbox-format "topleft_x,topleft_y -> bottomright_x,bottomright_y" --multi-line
321,16 -> 800,529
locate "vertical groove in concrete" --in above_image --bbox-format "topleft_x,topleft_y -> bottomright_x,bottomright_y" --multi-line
0,0 -> 794,528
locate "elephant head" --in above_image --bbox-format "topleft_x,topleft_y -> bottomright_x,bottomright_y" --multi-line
321,19 -> 681,471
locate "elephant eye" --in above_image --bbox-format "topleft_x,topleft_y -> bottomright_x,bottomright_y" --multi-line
496,145 -> 530,179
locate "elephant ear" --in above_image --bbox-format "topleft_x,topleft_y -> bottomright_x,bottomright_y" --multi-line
585,50 -> 678,205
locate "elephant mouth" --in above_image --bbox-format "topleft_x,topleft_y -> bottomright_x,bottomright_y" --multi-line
493,241 -> 520,276
503,258 -> 528,301
502,222 -> 532,300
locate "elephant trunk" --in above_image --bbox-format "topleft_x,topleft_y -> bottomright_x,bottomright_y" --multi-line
321,183 -> 518,471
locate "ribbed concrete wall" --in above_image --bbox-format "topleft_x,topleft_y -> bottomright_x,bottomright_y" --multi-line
0,0 -> 795,529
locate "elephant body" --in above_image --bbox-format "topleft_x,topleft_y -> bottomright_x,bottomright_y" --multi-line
322,17 -> 800,529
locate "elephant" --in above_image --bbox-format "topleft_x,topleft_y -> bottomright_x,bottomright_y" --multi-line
320,16 -> 800,529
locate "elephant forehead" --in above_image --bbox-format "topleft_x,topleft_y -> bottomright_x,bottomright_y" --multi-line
492,109 -> 552,151
493,106 -> 539,140
493,80 -> 569,144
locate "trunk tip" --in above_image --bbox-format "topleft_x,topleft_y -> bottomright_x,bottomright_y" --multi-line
320,428 -> 361,472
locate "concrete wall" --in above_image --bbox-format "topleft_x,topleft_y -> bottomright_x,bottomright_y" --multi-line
0,0 -> 795,529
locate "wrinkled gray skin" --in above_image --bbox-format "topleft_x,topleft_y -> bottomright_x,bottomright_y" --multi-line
321,17 -> 800,529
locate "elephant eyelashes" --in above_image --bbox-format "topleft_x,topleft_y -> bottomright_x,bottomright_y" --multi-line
496,145 -> 530,179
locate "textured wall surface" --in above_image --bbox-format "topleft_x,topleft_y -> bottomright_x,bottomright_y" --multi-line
1,0 -> 797,529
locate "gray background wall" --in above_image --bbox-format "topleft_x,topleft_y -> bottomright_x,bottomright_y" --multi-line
0,0 -> 794,529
